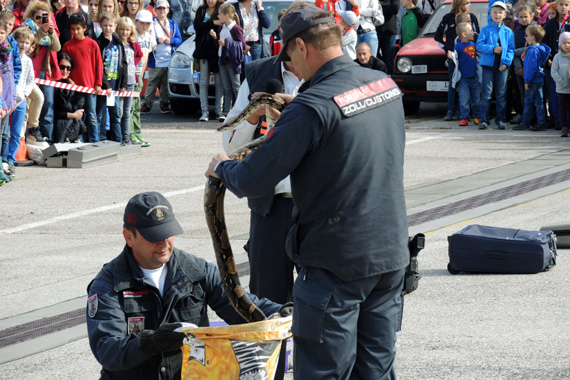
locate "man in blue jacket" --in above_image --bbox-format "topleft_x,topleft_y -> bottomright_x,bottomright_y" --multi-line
141,0 -> 182,114
476,0 -> 514,130
206,5 -> 409,379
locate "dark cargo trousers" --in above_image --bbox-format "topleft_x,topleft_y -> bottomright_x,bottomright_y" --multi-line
292,266 -> 405,380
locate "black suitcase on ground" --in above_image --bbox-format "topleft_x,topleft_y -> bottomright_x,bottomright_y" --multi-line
447,224 -> 557,274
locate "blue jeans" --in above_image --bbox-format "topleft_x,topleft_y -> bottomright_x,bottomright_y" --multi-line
522,82 -> 546,126
219,64 -> 241,114
457,76 -> 480,120
249,42 -> 262,61
357,30 -> 379,60
170,0 -> 191,36
39,72 -> 55,142
447,59 -> 458,116
3,100 -> 27,163
96,95 -> 121,142
119,84 -> 135,143
480,68 -> 509,124
83,93 -> 98,142
199,59 -> 223,116
377,34 -> 396,74
0,116 -> 9,164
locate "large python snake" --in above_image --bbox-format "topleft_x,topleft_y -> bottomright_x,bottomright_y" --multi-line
204,94 -> 286,323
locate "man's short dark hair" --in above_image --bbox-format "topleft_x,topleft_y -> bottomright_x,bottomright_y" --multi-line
287,11 -> 342,55
123,224 -> 138,237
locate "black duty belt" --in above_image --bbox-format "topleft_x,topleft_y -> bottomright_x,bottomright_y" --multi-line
357,28 -> 374,35
246,40 -> 260,46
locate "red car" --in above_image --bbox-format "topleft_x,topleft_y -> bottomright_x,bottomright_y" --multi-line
392,0 -> 489,115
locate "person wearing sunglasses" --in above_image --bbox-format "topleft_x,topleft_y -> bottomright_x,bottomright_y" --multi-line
52,53 -> 88,142
23,0 -> 61,143
56,0 -> 95,46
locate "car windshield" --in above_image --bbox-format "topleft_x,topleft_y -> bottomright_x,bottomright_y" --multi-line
262,1 -> 292,35
420,2 -> 489,37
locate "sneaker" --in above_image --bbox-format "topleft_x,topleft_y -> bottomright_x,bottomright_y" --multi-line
2,162 -> 10,176
160,105 -> 171,114
26,128 -> 50,148
531,124 -> 546,131
131,136 -> 140,143
218,114 -> 226,122
497,122 -> 507,130
443,112 -> 453,121
140,140 -> 151,148
131,139 -> 142,145
509,114 -> 522,125
458,119 -> 468,126
473,118 -> 481,125
7,161 -> 15,177
512,124 -> 530,130
561,127 -> 568,137
0,171 -> 11,184
199,112 -> 209,122
121,140 -> 132,146
141,105 -> 151,114
478,122 -> 489,130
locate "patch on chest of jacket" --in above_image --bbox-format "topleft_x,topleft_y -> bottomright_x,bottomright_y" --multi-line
334,78 -> 402,117
128,317 -> 145,336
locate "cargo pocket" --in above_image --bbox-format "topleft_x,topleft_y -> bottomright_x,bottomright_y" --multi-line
292,268 -> 333,344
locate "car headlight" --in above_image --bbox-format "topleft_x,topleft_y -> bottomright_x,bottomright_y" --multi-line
396,57 -> 412,73
170,52 -> 192,69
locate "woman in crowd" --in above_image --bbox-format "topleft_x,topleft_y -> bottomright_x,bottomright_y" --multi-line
434,0 -> 479,121
53,53 -> 86,143
193,0 -> 224,122
122,0 -> 142,20
232,0 -> 269,61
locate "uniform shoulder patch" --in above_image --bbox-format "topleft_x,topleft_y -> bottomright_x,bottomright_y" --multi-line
88,294 -> 98,318
334,78 -> 402,117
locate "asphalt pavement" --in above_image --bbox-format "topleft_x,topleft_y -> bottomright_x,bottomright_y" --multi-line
1,102 -> 569,379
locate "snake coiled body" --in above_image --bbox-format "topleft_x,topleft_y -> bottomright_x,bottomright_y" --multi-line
205,94 -> 286,323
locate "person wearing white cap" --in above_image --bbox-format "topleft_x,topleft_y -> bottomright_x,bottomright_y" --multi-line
338,10 -> 358,59
476,0 -> 514,130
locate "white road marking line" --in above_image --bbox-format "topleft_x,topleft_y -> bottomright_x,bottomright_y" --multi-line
0,185 -> 204,235
406,135 -> 446,145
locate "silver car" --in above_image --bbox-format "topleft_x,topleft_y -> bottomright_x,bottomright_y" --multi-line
168,0 -> 292,115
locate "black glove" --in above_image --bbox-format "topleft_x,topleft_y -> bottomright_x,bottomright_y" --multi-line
139,322 -> 186,355
279,302 -> 294,317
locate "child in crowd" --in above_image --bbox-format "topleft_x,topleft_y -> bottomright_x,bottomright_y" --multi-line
3,26 -> 35,176
98,0 -> 121,22
535,0 -> 550,25
96,11 -> 127,142
434,0 -> 479,121
141,0 -> 181,114
89,0 -> 101,36
0,11 -> 21,180
550,31 -> 570,136
62,13 -> 103,142
123,0 -> 142,20
548,2 -> 557,19
130,9 -> 154,146
270,8 -> 287,56
401,0 -> 428,47
23,40 -> 46,148
339,10 -> 358,59
476,1 -> 514,130
454,22 -> 480,126
117,16 -> 141,145
210,2 -> 245,121
512,24 -> 550,130
544,0 -> 570,129
510,3 -> 537,125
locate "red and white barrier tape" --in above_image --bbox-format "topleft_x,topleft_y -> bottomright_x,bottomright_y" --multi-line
35,78 -> 140,97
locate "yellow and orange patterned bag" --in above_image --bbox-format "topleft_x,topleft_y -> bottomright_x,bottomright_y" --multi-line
179,317 -> 292,380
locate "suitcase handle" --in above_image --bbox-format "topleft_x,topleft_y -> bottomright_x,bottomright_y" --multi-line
484,251 -> 508,260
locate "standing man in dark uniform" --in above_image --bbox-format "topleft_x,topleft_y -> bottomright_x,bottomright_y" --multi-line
206,4 -> 409,379
222,55 -> 303,380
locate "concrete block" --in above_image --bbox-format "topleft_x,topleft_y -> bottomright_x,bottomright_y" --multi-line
67,140 -> 120,168
118,143 -> 142,157
42,143 -> 89,159
46,156 -> 67,168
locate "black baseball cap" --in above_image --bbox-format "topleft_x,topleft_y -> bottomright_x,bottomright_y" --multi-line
123,192 -> 183,243
275,5 -> 336,62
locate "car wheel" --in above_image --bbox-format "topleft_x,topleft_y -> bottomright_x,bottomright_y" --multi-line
171,99 -> 200,115
403,101 -> 420,116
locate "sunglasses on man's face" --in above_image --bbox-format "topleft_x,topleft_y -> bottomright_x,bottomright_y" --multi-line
59,64 -> 72,71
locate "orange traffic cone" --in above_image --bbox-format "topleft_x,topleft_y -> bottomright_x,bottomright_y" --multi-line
15,135 -> 28,162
